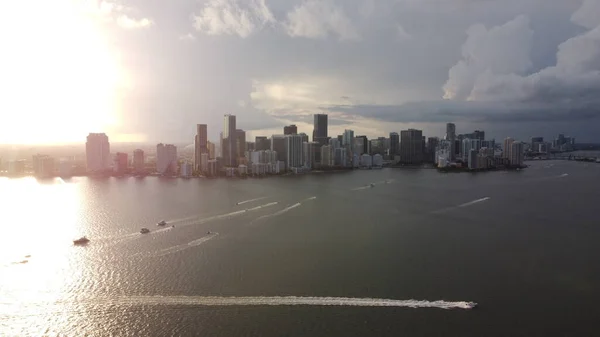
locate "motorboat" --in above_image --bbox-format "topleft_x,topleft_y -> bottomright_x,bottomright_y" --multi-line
73,237 -> 90,245
370,183 -> 375,187
207,231 -> 212,234
140,228 -> 150,234
172,225 -> 175,228
157,220 -> 167,226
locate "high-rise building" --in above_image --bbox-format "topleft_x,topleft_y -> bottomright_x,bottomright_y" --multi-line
426,137 -> 439,163
342,129 -> 354,163
113,152 -> 128,174
329,137 -> 341,150
271,135 -> 287,165
334,147 -> 347,167
284,125 -> 298,135
468,149 -> 478,170
86,133 -> 110,172
207,141 -> 216,159
180,162 -> 193,178
389,132 -> 399,156
445,123 -> 456,161
133,149 -> 144,172
510,142 -> 524,167
201,153 -> 209,173
355,136 -> 369,155
369,139 -> 383,155
236,129 -> 246,164
503,137 -> 514,159
298,133 -> 309,144
223,114 -> 237,167
255,136 -> 270,151
33,154 -> 55,177
194,124 -> 208,171
286,134 -> 304,169
400,129 -> 424,164
312,114 -> 328,145
320,145 -> 332,167
156,143 -> 178,175
303,142 -> 317,169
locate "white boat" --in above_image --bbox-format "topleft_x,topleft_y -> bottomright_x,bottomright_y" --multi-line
157,220 -> 167,226
140,228 -> 150,234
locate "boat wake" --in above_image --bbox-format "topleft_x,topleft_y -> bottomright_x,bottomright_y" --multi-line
236,197 -> 267,205
86,296 -> 477,310
432,197 -> 491,214
458,197 -> 491,208
145,232 -> 219,257
251,197 -> 316,223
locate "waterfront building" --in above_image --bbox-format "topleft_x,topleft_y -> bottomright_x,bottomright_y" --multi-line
194,124 -> 208,171
503,137 -> 514,159
446,123 -> 456,161
389,132 -> 399,157
400,129 -> 423,164
133,149 -> 144,172
86,133 -> 110,172
286,134 -> 304,169
113,152 -> 128,174
510,142 -> 524,167
468,149 -> 478,170
223,115 -> 237,167
321,145 -> 332,167
156,143 -> 177,175
180,162 -> 193,177
360,154 -> 372,168
33,154 -> 55,177
312,114 -> 328,146
372,154 -> 383,168
334,147 -> 347,167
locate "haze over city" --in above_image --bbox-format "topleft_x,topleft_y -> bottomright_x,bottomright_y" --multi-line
2,0 -> 600,145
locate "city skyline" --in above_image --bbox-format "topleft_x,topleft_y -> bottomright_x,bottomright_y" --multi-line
2,1 -> 600,145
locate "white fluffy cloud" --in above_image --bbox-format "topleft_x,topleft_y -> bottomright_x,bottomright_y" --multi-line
445,0 -> 600,108
192,0 -> 275,37
117,15 -> 154,29
284,0 -> 359,40
442,15 -> 534,100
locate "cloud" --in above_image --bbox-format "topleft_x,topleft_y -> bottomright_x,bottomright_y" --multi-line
571,0 -> 600,29
284,0 -> 359,40
179,33 -> 196,41
192,0 -> 275,38
442,15 -> 534,100
116,15 -> 154,29
442,0 -> 600,117
396,25 -> 412,41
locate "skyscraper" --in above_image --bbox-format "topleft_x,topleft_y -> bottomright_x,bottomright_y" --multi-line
236,129 -> 246,162
286,134 -> 304,169
510,142 -> 524,167
503,137 -> 514,159
113,152 -> 128,174
255,136 -> 270,151
157,143 -> 177,175
389,132 -> 399,157
284,125 -> 298,135
86,133 -> 110,172
445,123 -> 456,161
133,149 -> 144,172
312,114 -> 328,146
355,135 -> 369,155
194,124 -> 208,171
271,135 -> 287,165
400,129 -> 424,164
223,115 -> 237,167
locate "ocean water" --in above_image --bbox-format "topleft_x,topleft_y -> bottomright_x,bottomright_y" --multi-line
1,160 -> 599,336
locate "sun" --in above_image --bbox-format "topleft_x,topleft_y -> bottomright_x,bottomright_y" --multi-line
0,0 -> 124,145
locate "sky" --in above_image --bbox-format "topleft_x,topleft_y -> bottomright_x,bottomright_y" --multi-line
1,0 -> 599,145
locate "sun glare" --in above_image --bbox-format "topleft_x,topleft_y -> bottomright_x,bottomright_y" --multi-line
0,0 -> 123,144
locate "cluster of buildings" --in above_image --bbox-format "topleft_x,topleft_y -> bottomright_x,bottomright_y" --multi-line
2,115 -> 579,178
434,123 -> 529,170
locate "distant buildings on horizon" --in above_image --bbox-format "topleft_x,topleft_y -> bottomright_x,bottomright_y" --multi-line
0,117 -> 586,178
